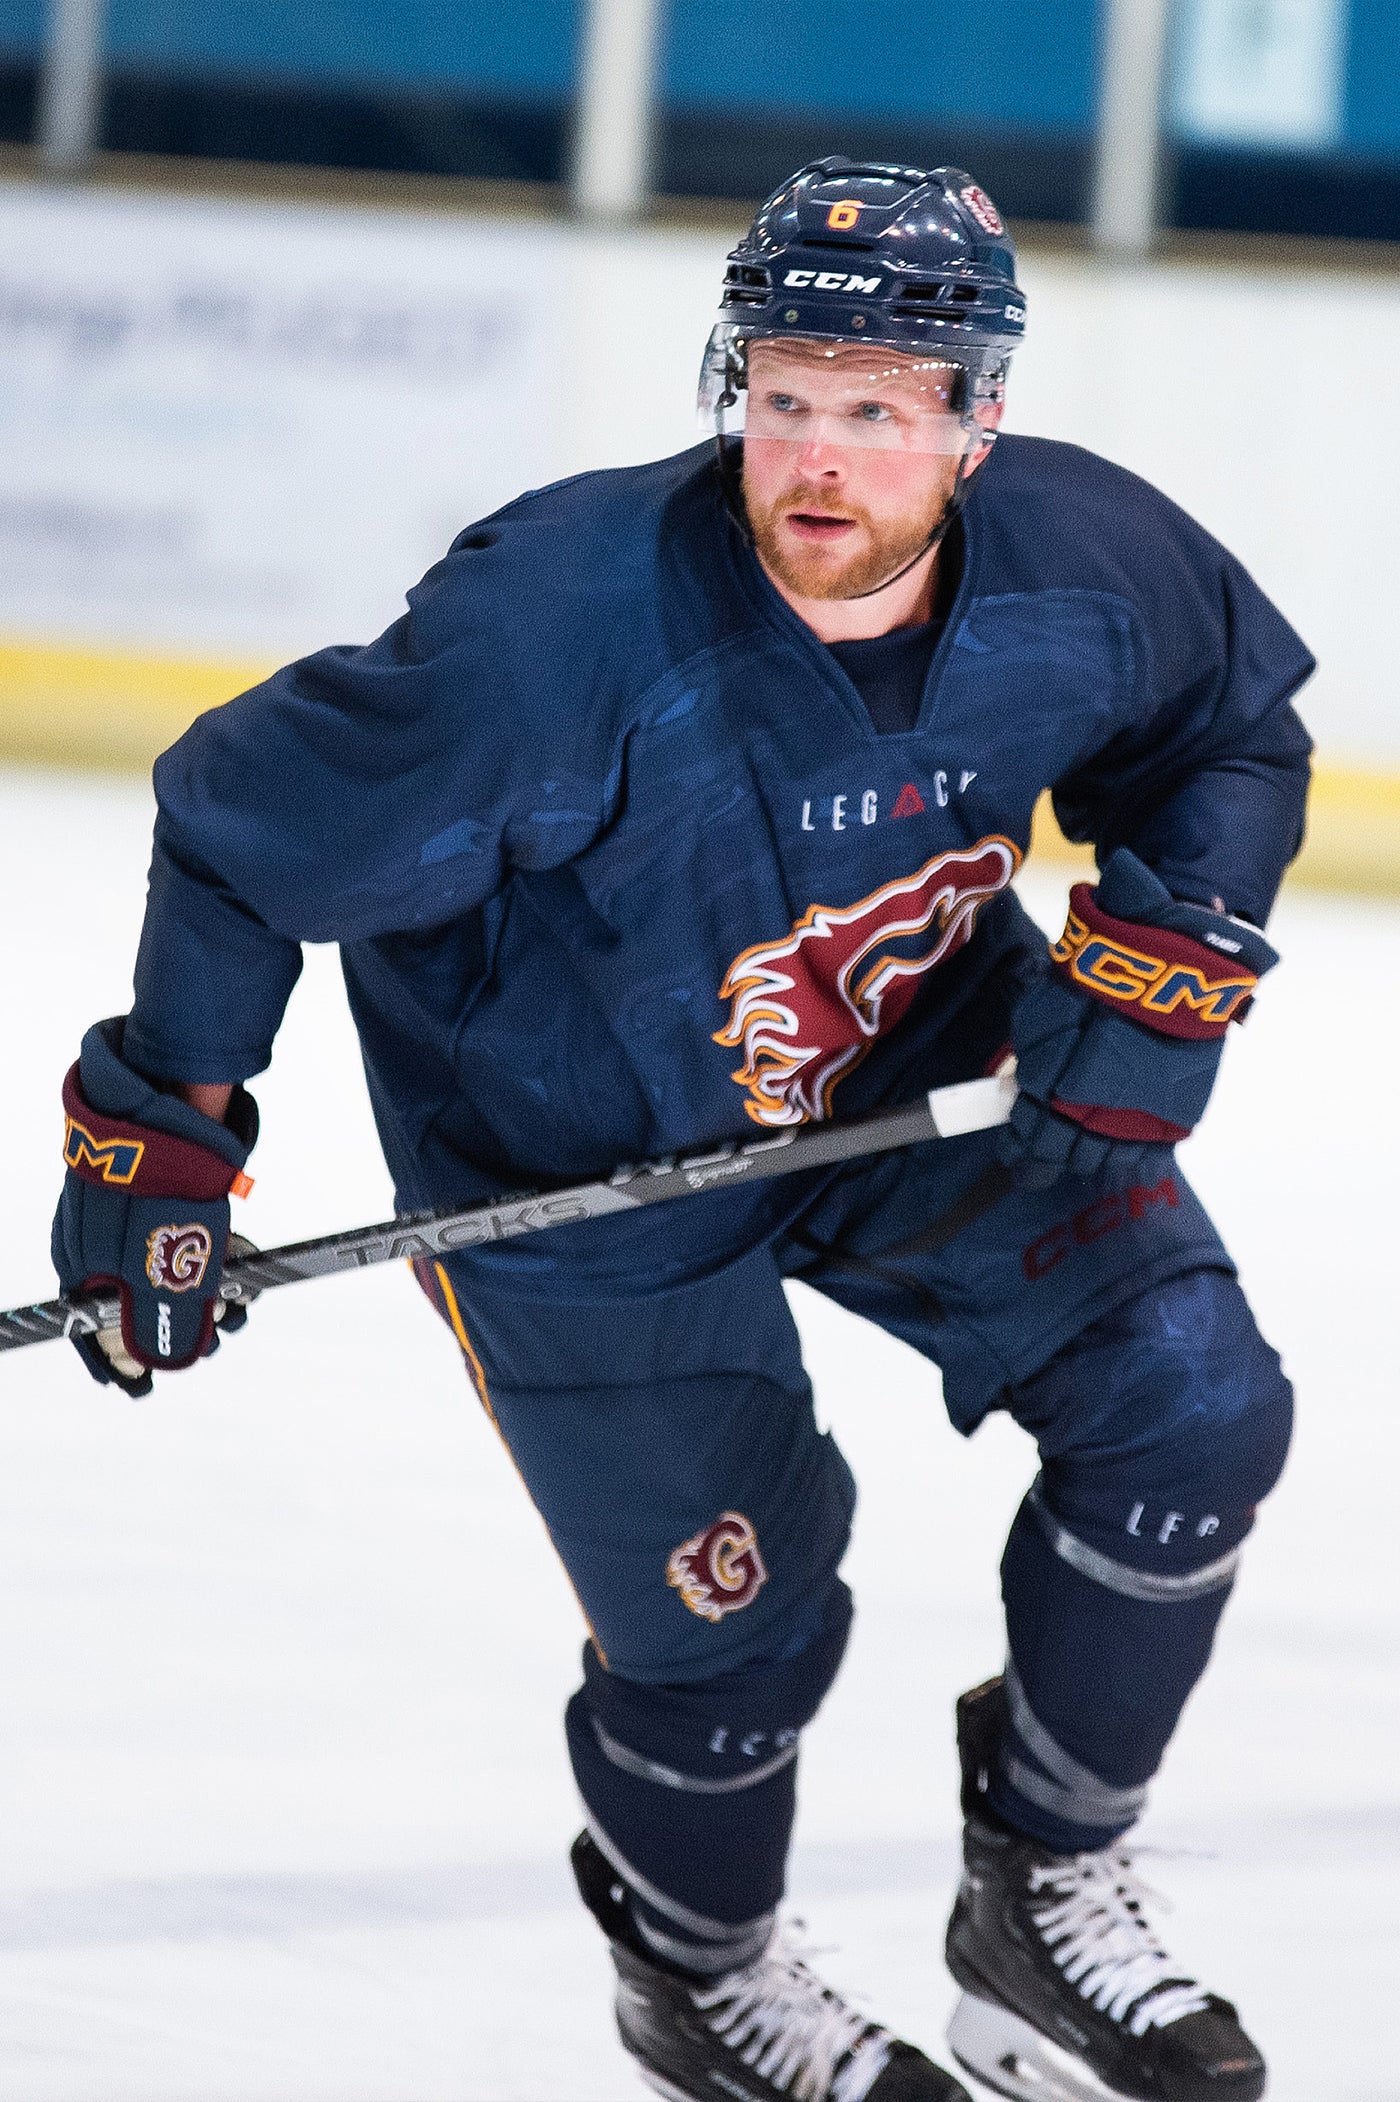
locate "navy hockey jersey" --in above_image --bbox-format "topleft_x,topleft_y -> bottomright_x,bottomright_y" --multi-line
126,438 -> 1313,1217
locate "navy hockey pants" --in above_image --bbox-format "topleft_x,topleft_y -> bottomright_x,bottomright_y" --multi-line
418,1127 -> 1292,1965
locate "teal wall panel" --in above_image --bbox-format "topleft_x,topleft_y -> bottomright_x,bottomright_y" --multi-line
101,0 -> 581,92
663,0 -> 1099,130
1344,0 -> 1400,152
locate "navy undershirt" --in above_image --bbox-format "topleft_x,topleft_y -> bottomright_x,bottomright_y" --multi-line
823,521 -> 961,735
827,619 -> 940,736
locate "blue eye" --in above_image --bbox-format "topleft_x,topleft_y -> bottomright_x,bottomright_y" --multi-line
854,400 -> 891,422
769,392 -> 800,413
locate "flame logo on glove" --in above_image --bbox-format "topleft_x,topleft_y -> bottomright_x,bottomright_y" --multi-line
667,1512 -> 769,1622
714,838 -> 1019,1126
145,1223 -> 214,1292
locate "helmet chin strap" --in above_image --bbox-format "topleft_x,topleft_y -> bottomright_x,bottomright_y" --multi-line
715,433 -> 993,608
838,443 -> 985,603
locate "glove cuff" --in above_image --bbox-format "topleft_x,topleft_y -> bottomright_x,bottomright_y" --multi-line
62,1065 -> 248,1199
1052,882 -> 1266,1041
77,1017 -> 258,1162
1049,1097 -> 1190,1143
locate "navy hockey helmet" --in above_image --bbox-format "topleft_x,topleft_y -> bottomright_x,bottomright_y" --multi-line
699,156 -> 1026,457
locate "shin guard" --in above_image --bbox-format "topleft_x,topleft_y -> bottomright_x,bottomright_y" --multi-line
566,1579 -> 852,1972
993,1270 -> 1293,1851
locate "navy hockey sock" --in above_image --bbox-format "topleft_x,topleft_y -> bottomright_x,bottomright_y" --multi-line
992,1269 -> 1293,1853
566,1579 -> 852,1973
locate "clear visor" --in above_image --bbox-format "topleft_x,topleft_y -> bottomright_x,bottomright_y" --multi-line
698,324 -> 994,457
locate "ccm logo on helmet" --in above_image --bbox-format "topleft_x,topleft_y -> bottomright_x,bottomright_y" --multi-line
783,269 -> 882,295
667,1512 -> 769,1622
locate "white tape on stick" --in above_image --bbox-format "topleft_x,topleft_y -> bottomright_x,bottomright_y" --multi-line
926,1064 -> 1017,1139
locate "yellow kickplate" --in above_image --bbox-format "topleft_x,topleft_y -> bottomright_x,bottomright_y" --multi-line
3,636 -> 1399,897
1295,766 -> 1400,895
0,637 -> 277,773
1027,777 -> 1400,901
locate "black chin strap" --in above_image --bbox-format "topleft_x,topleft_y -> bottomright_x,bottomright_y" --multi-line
715,434 -> 992,605
842,448 -> 980,602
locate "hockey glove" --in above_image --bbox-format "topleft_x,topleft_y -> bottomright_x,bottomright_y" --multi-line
52,1017 -> 258,1397
999,848 -> 1277,1187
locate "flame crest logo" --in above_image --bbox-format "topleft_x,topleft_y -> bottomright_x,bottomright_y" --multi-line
667,1512 -> 768,1622
714,837 -> 1020,1126
145,1222 -> 215,1292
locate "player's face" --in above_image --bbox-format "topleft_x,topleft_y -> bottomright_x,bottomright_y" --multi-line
740,339 -> 999,603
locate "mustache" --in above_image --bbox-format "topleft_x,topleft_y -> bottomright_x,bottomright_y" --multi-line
777,493 -> 867,523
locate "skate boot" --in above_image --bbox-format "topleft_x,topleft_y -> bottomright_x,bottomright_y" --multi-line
944,1679 -> 1266,2102
572,1829 -> 972,2102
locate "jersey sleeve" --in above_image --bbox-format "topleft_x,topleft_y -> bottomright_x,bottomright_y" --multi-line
123,537 -> 615,1084
1050,542 -> 1315,927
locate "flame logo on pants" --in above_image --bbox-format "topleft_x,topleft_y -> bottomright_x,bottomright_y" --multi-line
714,837 -> 1020,1126
667,1512 -> 769,1622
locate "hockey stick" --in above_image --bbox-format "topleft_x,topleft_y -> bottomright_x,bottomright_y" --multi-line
0,1069 -> 1016,1357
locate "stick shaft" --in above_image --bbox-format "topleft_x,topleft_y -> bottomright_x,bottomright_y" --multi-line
1,1072 -> 1014,1356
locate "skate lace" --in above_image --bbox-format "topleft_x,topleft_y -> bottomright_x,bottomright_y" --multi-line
692,1928 -> 894,2102
1027,1851 -> 1211,2037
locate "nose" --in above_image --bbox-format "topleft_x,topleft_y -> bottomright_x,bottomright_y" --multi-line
793,430 -> 846,478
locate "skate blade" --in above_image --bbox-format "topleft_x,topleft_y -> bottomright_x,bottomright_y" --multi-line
948,1992 -> 1125,2102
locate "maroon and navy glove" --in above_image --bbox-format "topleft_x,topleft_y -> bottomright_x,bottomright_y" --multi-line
51,1017 -> 258,1396
999,848 -> 1278,1187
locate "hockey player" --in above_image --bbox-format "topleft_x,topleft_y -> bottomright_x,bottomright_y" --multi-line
52,161 -> 1310,2102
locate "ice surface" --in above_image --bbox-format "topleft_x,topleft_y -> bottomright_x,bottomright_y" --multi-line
1,765 -> 1396,2100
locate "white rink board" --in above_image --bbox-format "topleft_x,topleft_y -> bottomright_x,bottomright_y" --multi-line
0,181 -> 723,662
1,765 -> 1397,2101
2,177 -> 1400,759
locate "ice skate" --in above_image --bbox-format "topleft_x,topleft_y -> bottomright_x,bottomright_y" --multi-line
573,1830 -> 972,2102
944,1680 -> 1265,2102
